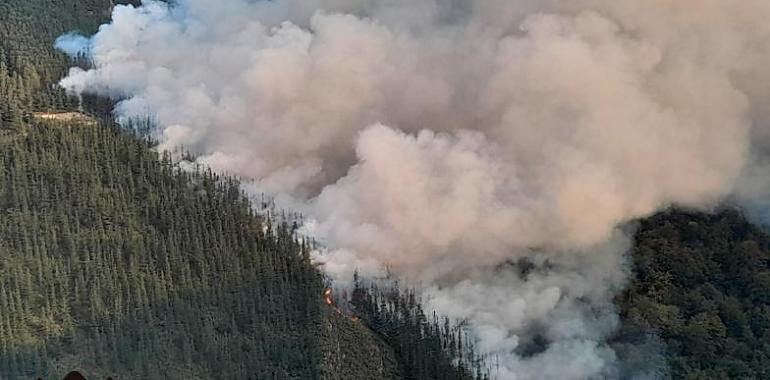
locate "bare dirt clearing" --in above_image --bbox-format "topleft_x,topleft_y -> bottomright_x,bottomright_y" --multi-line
32,111 -> 98,125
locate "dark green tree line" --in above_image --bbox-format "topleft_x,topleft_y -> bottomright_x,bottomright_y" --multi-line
616,209 -> 770,380
350,273 -> 491,380
0,120 -> 326,379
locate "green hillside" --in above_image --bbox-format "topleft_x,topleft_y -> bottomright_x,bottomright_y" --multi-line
0,1 -> 480,379
0,116 -> 322,379
5,1 -> 770,380
0,119 -> 479,380
0,0 -> 116,121
617,209 -> 770,379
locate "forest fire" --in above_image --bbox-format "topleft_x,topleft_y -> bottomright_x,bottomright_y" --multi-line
322,288 -> 359,322
323,288 -> 333,305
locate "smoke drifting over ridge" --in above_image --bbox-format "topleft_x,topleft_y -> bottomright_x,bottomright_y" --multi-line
57,0 -> 770,378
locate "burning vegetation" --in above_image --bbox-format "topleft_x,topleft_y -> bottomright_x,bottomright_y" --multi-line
323,288 -> 359,322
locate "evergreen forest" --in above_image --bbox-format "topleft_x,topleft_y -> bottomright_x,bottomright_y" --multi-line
3,1 -> 770,380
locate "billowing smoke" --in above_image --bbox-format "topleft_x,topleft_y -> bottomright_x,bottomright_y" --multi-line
56,0 -> 770,378
54,32 -> 91,57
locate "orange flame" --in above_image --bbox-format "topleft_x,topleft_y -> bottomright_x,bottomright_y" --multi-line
323,288 -> 333,305
322,288 -> 359,322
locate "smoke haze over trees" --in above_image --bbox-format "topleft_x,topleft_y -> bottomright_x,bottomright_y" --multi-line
55,0 -> 770,378
0,2 -> 477,378
4,0 -> 770,379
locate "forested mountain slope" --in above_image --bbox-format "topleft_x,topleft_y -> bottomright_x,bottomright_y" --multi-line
0,120 -> 478,380
617,209 -> 770,379
0,118 -> 326,379
5,1 -> 770,380
0,0 -> 117,123
0,1 -> 482,379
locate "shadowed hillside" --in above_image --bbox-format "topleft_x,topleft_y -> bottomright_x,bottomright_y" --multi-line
0,3 -> 482,379
617,209 -> 770,379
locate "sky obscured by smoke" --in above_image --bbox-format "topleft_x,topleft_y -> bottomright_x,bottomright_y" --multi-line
57,1 -> 770,378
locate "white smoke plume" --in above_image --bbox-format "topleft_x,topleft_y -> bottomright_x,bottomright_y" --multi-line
56,1 -> 770,379
54,32 -> 91,57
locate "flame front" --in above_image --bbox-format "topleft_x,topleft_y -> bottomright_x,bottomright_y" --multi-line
322,288 -> 358,322
323,288 -> 333,305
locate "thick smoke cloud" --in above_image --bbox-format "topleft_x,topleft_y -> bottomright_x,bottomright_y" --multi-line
57,1 -> 770,379
54,32 -> 91,57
